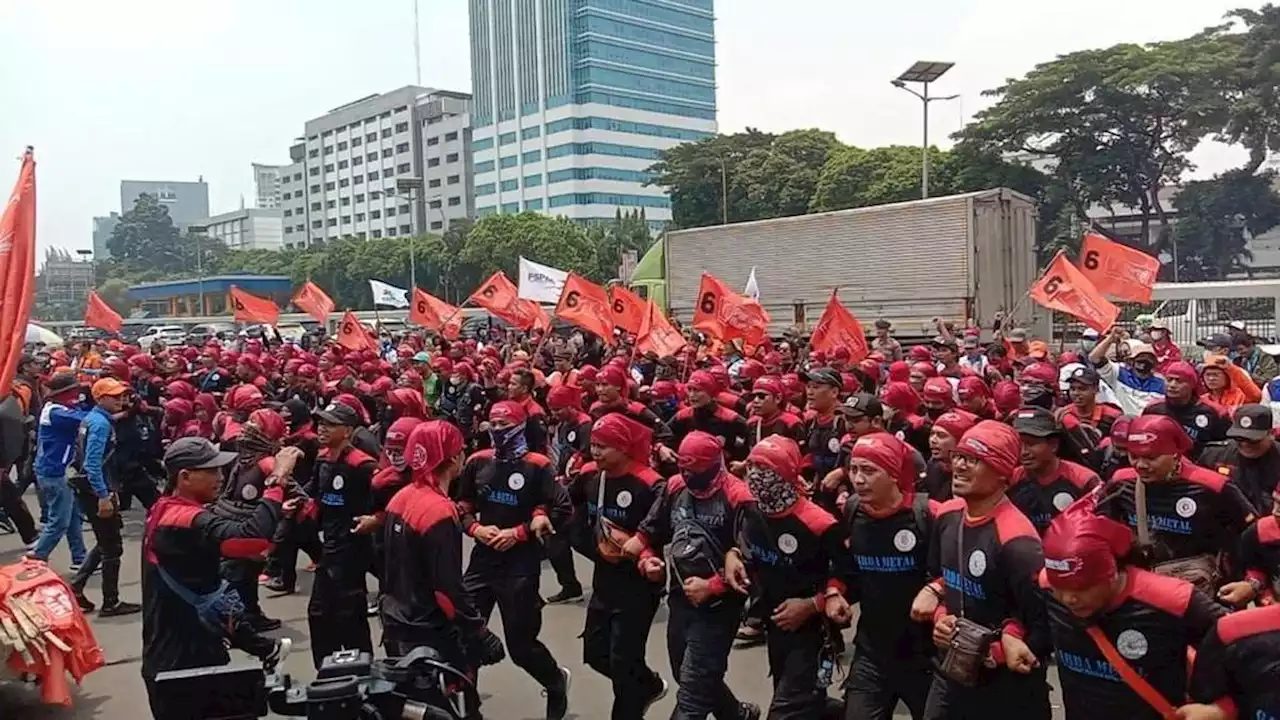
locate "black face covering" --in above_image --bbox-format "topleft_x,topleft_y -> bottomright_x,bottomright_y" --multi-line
684,464 -> 721,493
1132,358 -> 1155,374
283,397 -> 310,432
1020,384 -> 1055,410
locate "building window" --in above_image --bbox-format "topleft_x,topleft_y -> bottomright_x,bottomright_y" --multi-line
339,178 -> 349,187
521,126 -> 541,140
327,218 -> 337,227
337,141 -> 348,151
397,163 -> 411,173
366,132 -> 377,142
448,196 -> 462,207
400,224 -> 412,235
500,156 -> 518,169
395,142 -> 410,154
326,200 -> 336,209
371,191 -> 382,200
310,184 -> 321,193
367,152 -> 377,162
473,138 -> 494,151
446,152 -> 459,163
448,175 -> 460,185
372,229 -> 382,238
476,183 -> 495,197
368,171 -> 380,180
309,167 -> 320,176
371,210 -> 382,219
395,122 -> 409,133
475,160 -> 494,173
428,136 -> 440,146
386,207 -> 397,217
297,224 -> 307,232
324,146 -> 334,155
351,137 -> 362,147
478,206 -> 497,216
355,193 -> 365,202
341,215 -> 351,224
308,149 -> 319,158
524,174 -> 543,187
382,148 -> 394,158
283,192 -> 292,200
445,131 -> 459,142
284,209 -> 292,217
356,231 -> 366,240
525,198 -> 543,210
427,158 -> 440,168
341,197 -> 351,206
324,181 -> 335,190
428,178 -> 441,188
501,202 -> 519,213
381,128 -> 392,138
354,175 -> 364,185
430,221 -> 443,230
323,163 -> 334,172
353,156 -> 363,166
311,202 -> 322,211
356,213 -> 365,222
500,179 -> 518,192
383,166 -> 395,177
294,172 -> 302,180
499,132 -> 517,145
522,150 -> 541,163
429,199 -> 443,208
312,220 -> 323,229
338,160 -> 349,169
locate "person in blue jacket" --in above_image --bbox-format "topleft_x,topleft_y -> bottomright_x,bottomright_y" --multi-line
68,378 -> 142,616
27,372 -> 89,568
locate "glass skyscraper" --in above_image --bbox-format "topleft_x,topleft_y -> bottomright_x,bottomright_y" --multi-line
469,0 -> 717,230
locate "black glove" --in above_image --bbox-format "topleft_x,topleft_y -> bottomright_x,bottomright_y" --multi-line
471,627 -> 506,667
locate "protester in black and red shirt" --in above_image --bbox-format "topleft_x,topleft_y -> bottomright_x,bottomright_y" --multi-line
1187,603 -> 1280,719
669,370 -> 750,462
1142,361 -> 1229,462
1009,407 -> 1101,536
920,409 -> 977,503
746,376 -> 805,447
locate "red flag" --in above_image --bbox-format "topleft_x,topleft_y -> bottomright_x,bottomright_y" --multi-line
692,273 -> 770,344
636,299 -> 687,358
470,272 -> 542,330
292,281 -> 334,323
1030,252 -> 1120,332
556,273 -> 615,342
336,311 -> 374,351
83,290 -> 123,333
1078,232 -> 1161,303
411,287 -> 464,337
809,290 -> 869,360
0,149 -> 36,398
608,285 -> 646,335
230,286 -> 280,326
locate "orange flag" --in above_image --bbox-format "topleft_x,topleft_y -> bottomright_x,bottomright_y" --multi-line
1030,252 -> 1120,332
230,286 -> 280,326
471,271 -> 542,330
411,287 -> 465,340
636,299 -> 687,358
83,290 -> 123,333
692,273 -> 770,344
608,285 -> 646,335
1078,232 -> 1161,303
0,149 -> 37,398
556,273 -> 615,342
336,311 -> 374,351
809,290 -> 869,360
291,281 -> 334,323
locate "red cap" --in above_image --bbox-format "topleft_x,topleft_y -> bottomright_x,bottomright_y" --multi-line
384,416 -> 424,451
225,384 -> 265,412
739,359 -> 766,382
547,384 -> 583,411
910,361 -> 938,379
922,377 -> 954,406
955,421 -> 1021,477
747,434 -> 803,485
591,412 -> 653,462
489,400 -> 528,425
957,376 -> 990,400
598,365 -> 628,388
850,432 -> 915,492
650,380 -> 677,401
579,365 -> 599,382
880,381 -> 920,414
1124,414 -> 1193,458
908,346 -> 933,362
752,376 -> 784,398
247,408 -> 286,440
406,420 -> 465,482
687,370 -> 718,395
677,431 -> 723,472
888,361 -> 910,383
128,354 -> 156,373
1164,361 -> 1198,386
1042,496 -> 1132,591
933,409 -> 978,441
1021,362 -> 1058,385
993,380 -> 1021,413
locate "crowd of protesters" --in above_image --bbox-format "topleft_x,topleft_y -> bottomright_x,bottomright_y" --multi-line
1,310 -> 1279,720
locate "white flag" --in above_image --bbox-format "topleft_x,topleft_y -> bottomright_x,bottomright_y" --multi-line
517,256 -> 569,304
369,279 -> 410,308
744,267 -> 760,301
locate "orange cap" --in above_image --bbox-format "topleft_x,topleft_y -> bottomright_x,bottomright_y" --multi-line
91,378 -> 130,400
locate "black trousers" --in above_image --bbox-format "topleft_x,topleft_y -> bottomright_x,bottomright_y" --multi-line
462,563 -> 562,690
543,530 -> 581,592
265,514 -> 321,589
666,593 -> 745,720
582,590 -> 664,720
764,616 -> 825,720
0,472 -> 37,543
70,491 -> 124,606
117,472 -> 159,512
842,650 -> 932,720
306,557 -> 372,668
922,666 -> 1051,720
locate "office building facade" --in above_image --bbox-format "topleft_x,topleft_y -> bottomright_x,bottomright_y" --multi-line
279,86 -> 473,249
193,208 -> 285,251
469,0 -> 717,230
92,213 -> 120,261
119,178 -> 210,228
252,163 -> 286,208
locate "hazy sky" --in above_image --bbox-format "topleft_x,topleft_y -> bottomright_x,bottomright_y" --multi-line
0,0 -> 1261,257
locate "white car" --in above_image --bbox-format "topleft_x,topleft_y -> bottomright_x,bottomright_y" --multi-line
138,325 -> 187,347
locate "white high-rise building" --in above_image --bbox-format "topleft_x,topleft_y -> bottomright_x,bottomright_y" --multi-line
252,163 -> 285,208
468,0 -> 717,232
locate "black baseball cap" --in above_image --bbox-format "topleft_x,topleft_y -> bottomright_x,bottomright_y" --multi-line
839,393 -> 883,420
45,372 -> 80,397
1011,407 -> 1060,438
800,367 -> 842,387
1066,366 -> 1100,387
314,401 -> 363,427
1198,333 -> 1233,350
164,437 -> 237,471
1228,404 -> 1273,442
931,335 -> 957,348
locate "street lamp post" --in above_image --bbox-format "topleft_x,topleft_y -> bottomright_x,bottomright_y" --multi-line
892,61 -> 959,200
187,224 -> 208,314
395,176 -> 426,288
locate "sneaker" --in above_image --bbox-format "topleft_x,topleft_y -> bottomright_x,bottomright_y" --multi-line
641,677 -> 668,716
303,561 -> 317,572
367,599 -> 380,617
544,587 -> 584,604
99,601 -> 142,617
735,623 -> 765,647
264,577 -> 295,595
74,591 -> 96,613
263,637 -> 292,671
542,666 -> 571,720
247,615 -> 283,633
738,701 -> 762,720
68,562 -> 83,573
257,573 -> 273,585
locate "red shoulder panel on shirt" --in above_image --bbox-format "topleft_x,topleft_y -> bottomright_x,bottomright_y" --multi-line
937,498 -> 966,517
780,412 -> 803,429
1037,568 -> 1051,590
666,475 -> 687,495
675,407 -> 695,421
713,405 -> 741,423
1216,604 -> 1280,645
345,448 -> 377,467
317,447 -> 333,460
1109,468 -> 1138,485
626,400 -> 649,416
793,497 -> 837,535
927,499 -> 943,517
577,461 -> 600,475
1180,462 -> 1227,492
633,465 -> 663,488
524,452 -> 552,468
256,457 -> 275,476
992,501 -> 1040,544
1128,568 -> 1194,618
1257,515 -> 1280,544
1061,460 -> 1100,490
158,504 -> 203,529
722,477 -> 755,508
467,448 -> 496,464
1011,467 -> 1028,485
394,488 -> 458,533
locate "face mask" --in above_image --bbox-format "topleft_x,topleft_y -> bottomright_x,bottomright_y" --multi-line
490,422 -> 528,461
450,376 -> 463,386
1132,358 -> 1154,374
1151,330 -> 1166,342
1019,384 -> 1055,409
684,462 -> 722,494
746,466 -> 799,515
386,448 -> 406,471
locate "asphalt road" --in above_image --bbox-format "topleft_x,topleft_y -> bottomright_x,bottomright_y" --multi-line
0,497 -> 1064,719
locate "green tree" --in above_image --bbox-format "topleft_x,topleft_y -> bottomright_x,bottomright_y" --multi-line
1172,169 -> 1280,279
96,278 -> 133,315
1209,5 -> 1280,174
733,129 -> 844,221
646,129 -> 778,228
462,213 -> 598,280
105,194 -> 187,274
809,145 -> 946,212
591,210 -> 654,282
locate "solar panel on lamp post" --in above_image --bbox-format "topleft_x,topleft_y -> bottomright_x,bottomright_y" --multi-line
892,61 -> 959,199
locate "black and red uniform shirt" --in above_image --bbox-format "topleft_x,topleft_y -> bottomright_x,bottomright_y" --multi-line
636,473 -> 755,600
570,461 -> 666,604
314,445 -> 376,569
746,410 -> 806,447
801,408 -> 847,482
1190,604 -> 1280,719
669,404 -> 750,462
929,498 -> 1051,662
380,482 -> 484,645
1241,515 -> 1280,600
1098,463 -> 1257,566
919,460 -> 953,502
1062,402 -> 1123,439
1040,568 -> 1226,720
589,398 -> 674,446
737,496 -> 851,612
371,466 -> 411,521
513,395 -> 549,454
141,491 -> 283,679
889,413 -> 932,461
1142,400 -> 1230,461
839,493 -> 938,664
1009,460 -> 1101,535
551,411 -> 593,478
454,450 -> 570,575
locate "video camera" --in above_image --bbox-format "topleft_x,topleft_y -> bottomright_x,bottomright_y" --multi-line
151,648 -> 473,720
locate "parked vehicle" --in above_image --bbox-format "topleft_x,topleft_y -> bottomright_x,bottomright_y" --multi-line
185,322 -> 237,345
138,325 -> 188,347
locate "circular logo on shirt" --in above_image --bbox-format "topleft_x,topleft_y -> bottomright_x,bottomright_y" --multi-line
241,484 -> 258,501
827,437 -> 840,453
1195,414 -> 1209,429
1116,629 -> 1149,660
894,529 -> 917,552
332,475 -> 345,491
616,490 -> 633,508
508,473 -> 525,490
567,431 -> 577,443
895,430 -> 906,441
1240,416 -> 1254,429
968,550 -> 988,577
1053,492 -> 1075,512
139,427 -> 150,440
1176,497 -> 1197,518
778,533 -> 799,555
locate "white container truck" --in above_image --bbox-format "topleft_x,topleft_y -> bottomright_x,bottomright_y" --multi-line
663,188 -> 1042,339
